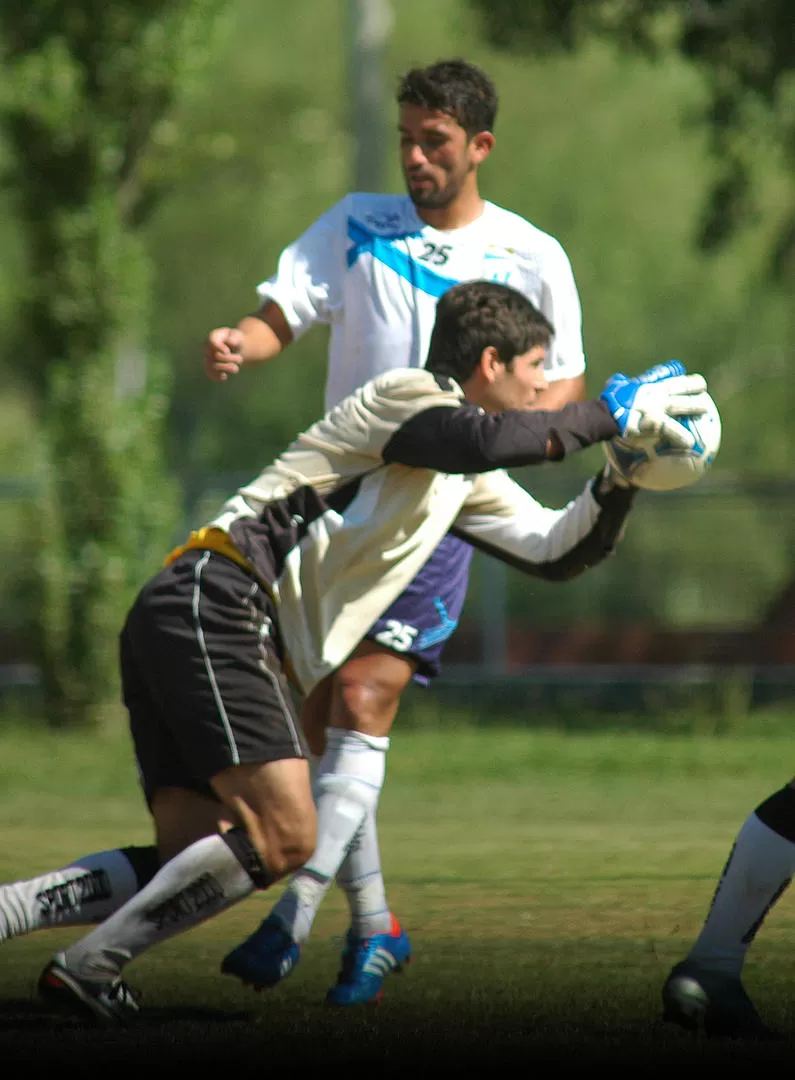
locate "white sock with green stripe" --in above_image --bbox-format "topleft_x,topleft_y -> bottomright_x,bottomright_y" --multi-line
337,810 -> 392,937
269,729 -> 389,943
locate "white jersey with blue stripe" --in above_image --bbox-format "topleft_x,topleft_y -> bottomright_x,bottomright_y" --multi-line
257,193 -> 586,411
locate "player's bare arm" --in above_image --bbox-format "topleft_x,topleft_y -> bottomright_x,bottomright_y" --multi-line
204,300 -> 293,381
531,373 -> 586,410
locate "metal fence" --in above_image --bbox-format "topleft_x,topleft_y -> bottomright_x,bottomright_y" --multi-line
5,470 -> 795,716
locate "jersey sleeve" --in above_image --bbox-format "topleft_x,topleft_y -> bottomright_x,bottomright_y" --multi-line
255,197 -> 349,337
539,240 -> 586,383
451,468 -> 634,581
381,398 -> 619,472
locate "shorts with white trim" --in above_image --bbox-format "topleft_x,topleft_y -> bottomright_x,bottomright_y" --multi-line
120,549 -> 307,807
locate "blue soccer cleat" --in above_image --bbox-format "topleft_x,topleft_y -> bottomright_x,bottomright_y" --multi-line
220,914 -> 301,990
325,915 -> 411,1006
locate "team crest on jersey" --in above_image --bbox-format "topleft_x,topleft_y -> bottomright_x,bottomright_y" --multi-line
483,247 -> 543,294
363,211 -> 405,234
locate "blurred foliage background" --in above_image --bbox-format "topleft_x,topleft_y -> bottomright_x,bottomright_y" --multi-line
1,0 -> 794,723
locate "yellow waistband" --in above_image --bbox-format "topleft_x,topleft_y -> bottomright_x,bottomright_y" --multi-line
163,528 -> 301,690
164,526 -> 255,576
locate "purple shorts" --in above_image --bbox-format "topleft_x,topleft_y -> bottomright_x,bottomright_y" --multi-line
365,533 -> 473,684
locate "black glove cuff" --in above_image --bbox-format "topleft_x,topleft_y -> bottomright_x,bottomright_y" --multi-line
592,466 -> 637,510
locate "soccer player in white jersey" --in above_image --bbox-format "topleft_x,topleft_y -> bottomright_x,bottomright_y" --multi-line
6,282 -> 707,1024
202,59 -> 589,1005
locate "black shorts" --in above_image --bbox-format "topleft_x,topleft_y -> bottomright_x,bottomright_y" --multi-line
121,549 -> 307,806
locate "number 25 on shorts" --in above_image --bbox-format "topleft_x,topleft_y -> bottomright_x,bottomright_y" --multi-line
374,620 -> 419,652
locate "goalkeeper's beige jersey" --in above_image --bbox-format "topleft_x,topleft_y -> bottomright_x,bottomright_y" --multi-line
176,368 -> 629,694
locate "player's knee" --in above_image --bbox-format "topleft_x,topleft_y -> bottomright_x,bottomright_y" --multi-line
271,841 -> 315,877
287,814 -> 317,869
264,823 -> 316,877
329,645 -> 416,734
333,667 -> 405,731
338,681 -> 397,728
222,823 -> 312,889
246,815 -> 316,879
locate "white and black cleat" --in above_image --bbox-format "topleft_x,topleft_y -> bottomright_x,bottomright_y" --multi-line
662,961 -> 780,1040
37,953 -> 140,1025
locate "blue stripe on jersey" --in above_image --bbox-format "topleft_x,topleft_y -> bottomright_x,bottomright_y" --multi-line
346,217 -> 459,299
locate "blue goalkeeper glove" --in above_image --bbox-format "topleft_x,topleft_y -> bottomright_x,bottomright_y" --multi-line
600,361 -> 709,450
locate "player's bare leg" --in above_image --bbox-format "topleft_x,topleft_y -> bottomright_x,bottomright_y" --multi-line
37,759 -> 314,1023
300,674 -> 333,758
662,781 -> 795,1038
222,642 -> 411,1000
151,786 -> 241,862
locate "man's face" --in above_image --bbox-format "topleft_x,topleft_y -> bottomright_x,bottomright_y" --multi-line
478,345 -> 550,413
398,104 -> 485,211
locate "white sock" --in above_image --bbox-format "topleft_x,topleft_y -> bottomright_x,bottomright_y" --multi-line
61,834 -> 257,981
688,812 -> 795,976
270,729 -> 388,943
337,810 -> 392,937
0,849 -> 147,940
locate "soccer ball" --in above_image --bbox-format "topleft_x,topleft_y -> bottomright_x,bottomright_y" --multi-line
603,392 -> 722,491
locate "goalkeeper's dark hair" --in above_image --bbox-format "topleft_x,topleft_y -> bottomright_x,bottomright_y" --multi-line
426,281 -> 554,383
397,58 -> 498,136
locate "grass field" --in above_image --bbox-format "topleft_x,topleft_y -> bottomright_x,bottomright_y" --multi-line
1,718 -> 795,1066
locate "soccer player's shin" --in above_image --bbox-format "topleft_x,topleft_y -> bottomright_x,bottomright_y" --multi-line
0,846 -> 157,941
663,786 -> 795,1039
688,792 -> 795,975
268,729 -> 388,944
337,809 -> 392,937
57,830 -> 269,982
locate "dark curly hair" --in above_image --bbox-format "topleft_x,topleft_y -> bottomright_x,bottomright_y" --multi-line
426,281 -> 554,383
397,58 -> 498,136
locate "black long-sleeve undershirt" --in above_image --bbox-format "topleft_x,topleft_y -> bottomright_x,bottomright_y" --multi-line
381,399 -> 620,474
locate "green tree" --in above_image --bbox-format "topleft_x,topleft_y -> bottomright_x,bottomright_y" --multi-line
0,2 -> 230,725
464,0 -> 795,630
467,0 -> 795,279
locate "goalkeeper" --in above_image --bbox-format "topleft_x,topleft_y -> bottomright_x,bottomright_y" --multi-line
0,281 -> 708,1023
